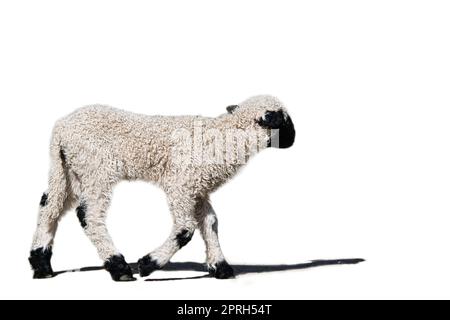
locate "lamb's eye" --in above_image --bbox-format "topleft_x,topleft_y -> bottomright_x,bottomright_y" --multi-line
258,110 -> 284,128
265,112 -> 275,122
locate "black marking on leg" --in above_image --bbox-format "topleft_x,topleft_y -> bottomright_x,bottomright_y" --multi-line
137,255 -> 162,277
209,260 -> 235,279
176,229 -> 194,249
59,148 -> 66,162
76,202 -> 87,228
29,247 -> 54,279
39,193 -> 48,207
104,254 -> 136,282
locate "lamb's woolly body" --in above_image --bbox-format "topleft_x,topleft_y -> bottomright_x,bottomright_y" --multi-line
30,95 -> 293,281
56,105 -> 265,191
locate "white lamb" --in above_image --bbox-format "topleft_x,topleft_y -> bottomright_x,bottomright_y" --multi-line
29,95 -> 296,281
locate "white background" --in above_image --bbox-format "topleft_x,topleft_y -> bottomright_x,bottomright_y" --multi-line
0,0 -> 449,300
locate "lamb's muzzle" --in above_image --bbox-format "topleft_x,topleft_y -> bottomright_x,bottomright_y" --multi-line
278,115 -> 296,148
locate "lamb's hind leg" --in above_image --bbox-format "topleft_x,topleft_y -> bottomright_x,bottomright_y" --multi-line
138,195 -> 197,277
196,199 -> 234,279
78,189 -> 135,282
30,192 -> 69,279
30,150 -> 71,279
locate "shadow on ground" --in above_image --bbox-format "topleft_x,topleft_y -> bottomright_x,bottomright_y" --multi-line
54,258 -> 365,281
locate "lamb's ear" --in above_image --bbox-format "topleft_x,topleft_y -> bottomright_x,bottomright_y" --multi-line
226,105 -> 239,114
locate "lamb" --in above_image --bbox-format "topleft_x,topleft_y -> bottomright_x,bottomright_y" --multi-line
29,95 -> 296,281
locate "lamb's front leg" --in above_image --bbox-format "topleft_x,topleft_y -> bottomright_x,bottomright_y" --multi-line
197,199 -> 235,279
79,193 -> 135,282
138,196 -> 197,277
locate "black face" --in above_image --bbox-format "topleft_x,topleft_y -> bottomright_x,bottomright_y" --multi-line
257,110 -> 296,149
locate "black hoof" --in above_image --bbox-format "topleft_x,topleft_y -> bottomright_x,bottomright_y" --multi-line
209,261 -> 235,279
29,247 -> 54,279
33,270 -> 54,279
138,255 -> 162,277
104,254 -> 136,282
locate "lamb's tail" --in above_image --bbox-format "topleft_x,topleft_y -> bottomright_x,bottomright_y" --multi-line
46,125 -> 68,218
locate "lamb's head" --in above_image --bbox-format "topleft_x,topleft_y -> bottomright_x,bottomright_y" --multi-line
226,95 -> 296,149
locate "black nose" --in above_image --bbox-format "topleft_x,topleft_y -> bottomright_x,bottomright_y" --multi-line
278,115 -> 296,149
